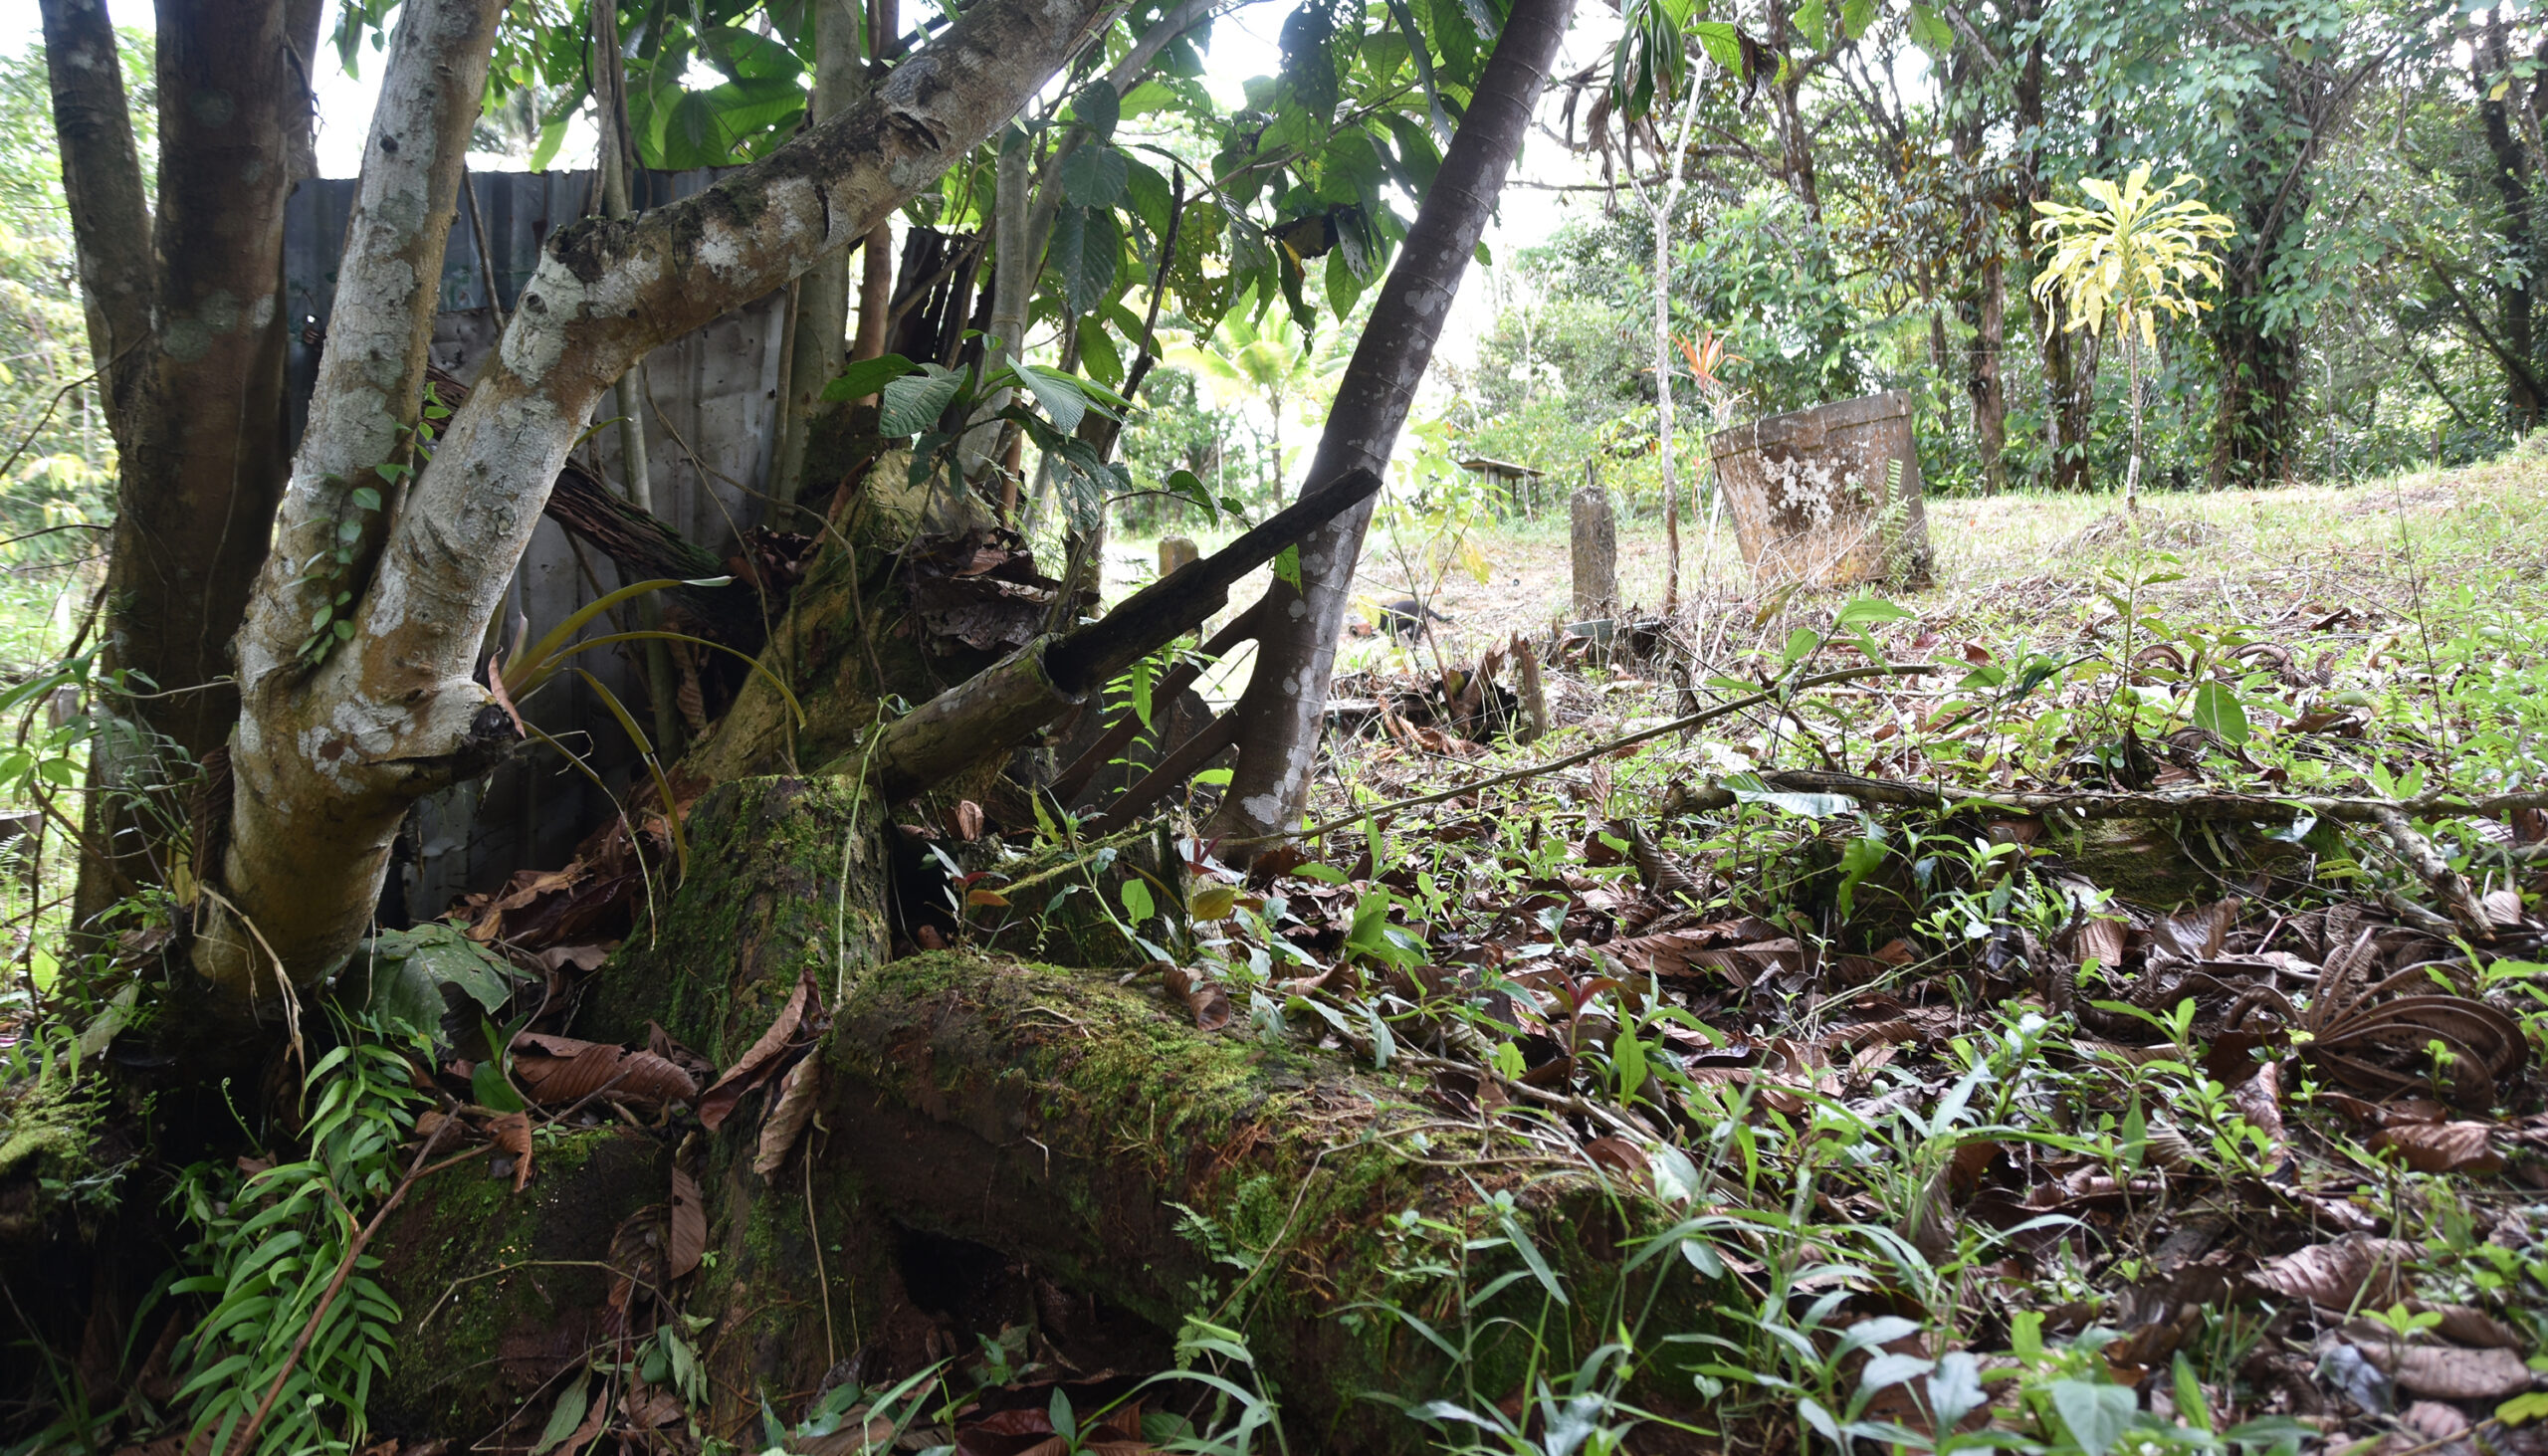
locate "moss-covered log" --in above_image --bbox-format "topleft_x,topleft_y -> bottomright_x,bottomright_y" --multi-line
375,776 -> 1716,1453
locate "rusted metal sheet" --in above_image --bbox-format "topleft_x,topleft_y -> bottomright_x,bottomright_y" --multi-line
1706,389 -> 1931,589
284,168 -> 794,921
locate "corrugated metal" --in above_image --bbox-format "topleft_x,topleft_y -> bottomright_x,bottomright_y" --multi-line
284,169 -> 795,921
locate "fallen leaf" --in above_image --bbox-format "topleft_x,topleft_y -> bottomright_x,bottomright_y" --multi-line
489,1110 -> 532,1191
2351,1339 -> 2532,1400
2228,1061 -> 2284,1150
1163,965 -> 1232,1031
512,1037 -> 702,1110
2247,1233 -> 2417,1308
750,1056 -> 823,1177
698,967 -> 818,1131
531,943 -> 611,974
668,1168 -> 705,1278
955,799 -> 984,841
2372,1121 -> 2504,1174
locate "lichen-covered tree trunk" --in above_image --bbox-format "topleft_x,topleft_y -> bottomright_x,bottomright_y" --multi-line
194,0 -> 1123,998
1209,0 -> 1574,854
371,777 -> 1713,1453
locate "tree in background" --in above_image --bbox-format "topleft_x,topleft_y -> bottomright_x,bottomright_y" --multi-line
2031,166 -> 2235,511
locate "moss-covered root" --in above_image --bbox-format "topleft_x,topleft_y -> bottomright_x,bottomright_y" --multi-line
706,951 -> 1716,1452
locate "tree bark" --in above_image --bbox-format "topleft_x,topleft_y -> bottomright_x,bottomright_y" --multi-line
1205,0 -> 1574,855
46,0 -> 321,928
199,0 -> 1127,996
774,0 -> 867,507
2477,12 -> 2541,431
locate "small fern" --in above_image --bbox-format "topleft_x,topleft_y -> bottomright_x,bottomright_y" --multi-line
168,1013 -> 431,1456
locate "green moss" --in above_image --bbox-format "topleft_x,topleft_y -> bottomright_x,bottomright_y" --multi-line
369,1130 -> 670,1436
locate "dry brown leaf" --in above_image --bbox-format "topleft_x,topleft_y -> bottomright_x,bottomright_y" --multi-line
2151,900 -> 2237,961
668,1168 -> 705,1278
619,1386 -> 683,1431
2247,1233 -> 2417,1307
1164,965 -> 1232,1031
531,943 -> 611,974
750,1056 -> 823,1177
2421,1304 -> 2525,1349
2228,1061 -> 2284,1150
511,1037 -> 701,1110
2371,1121 -> 2505,1174
488,1110 -> 532,1192
2069,917 -> 2129,973
698,967 -> 817,1131
955,799 -> 984,841
2351,1339 -> 2532,1400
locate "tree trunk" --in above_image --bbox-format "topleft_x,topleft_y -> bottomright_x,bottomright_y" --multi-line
2477,12 -> 2541,431
1967,249 -> 2008,495
196,0 -> 1125,997
45,0 -> 321,927
774,0 -> 866,507
1206,0 -> 1575,855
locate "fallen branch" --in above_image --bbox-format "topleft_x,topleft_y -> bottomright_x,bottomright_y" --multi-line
1667,768 -> 2548,828
1272,665 -> 1939,845
870,469 -> 1380,801
1050,601 -> 1260,804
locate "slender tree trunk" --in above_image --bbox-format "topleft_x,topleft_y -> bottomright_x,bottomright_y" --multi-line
775,0 -> 867,505
1654,201 -> 1678,614
45,0 -> 320,927
2124,333 -> 2143,512
1969,249 -> 2008,494
2478,12 -> 2541,431
210,0 -> 506,998
1206,0 -> 1575,854
846,0 -> 900,405
197,0 -> 1126,995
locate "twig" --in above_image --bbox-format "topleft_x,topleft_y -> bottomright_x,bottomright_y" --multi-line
2370,804 -> 2492,937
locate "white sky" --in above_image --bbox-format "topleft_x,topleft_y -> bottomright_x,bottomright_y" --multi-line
0,0 -> 1639,371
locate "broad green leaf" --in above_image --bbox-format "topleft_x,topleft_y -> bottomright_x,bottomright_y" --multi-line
1059,142 -> 1129,209
1070,79 -> 1120,140
2049,1380 -> 2135,1456
2190,680 -> 2250,745
351,923 -> 522,1043
820,353 -> 919,402
1015,365 -> 1090,434
878,365 -> 962,437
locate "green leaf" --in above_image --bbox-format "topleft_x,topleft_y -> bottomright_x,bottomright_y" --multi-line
1795,0 -> 1827,46
878,365 -> 962,437
1070,79 -> 1121,140
2190,680 -> 2249,745
1122,155 -> 1174,239
472,1059 -> 527,1114
1059,141 -> 1130,209
1691,20 -> 1744,72
1121,878 -> 1156,926
351,923 -> 523,1043
1906,3 -> 1956,54
1273,543 -> 1303,590
531,1369 -> 590,1456
1839,0 -> 1875,39
1016,365 -> 1091,434
820,353 -> 919,402
1833,596 -> 1912,627
1046,206 -> 1126,317
2049,1380 -> 2135,1456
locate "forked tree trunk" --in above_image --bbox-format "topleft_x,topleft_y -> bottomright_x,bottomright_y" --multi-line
194,0 -> 1125,997
1207,0 -> 1574,854
43,0 -> 323,927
